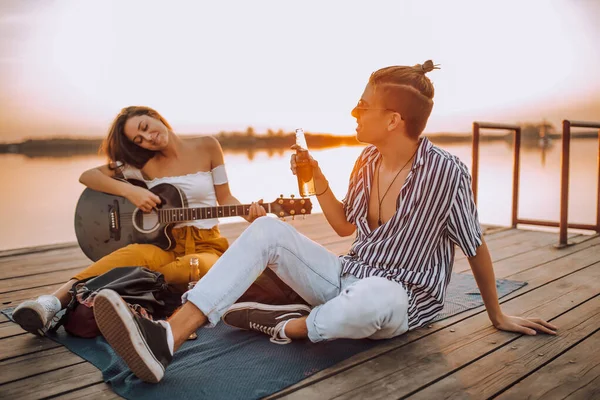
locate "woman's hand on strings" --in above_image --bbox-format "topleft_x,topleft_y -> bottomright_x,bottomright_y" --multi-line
244,200 -> 266,223
125,185 -> 161,213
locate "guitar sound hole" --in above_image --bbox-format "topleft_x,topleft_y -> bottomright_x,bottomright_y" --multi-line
141,211 -> 159,230
132,208 -> 160,233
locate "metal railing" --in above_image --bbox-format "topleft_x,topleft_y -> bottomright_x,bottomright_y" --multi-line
558,120 -> 600,246
471,122 -> 521,227
471,120 -> 600,247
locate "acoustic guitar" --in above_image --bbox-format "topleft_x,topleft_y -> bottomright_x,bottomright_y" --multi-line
74,179 -> 313,261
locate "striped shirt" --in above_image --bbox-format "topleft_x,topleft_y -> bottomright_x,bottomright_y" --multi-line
340,137 -> 482,330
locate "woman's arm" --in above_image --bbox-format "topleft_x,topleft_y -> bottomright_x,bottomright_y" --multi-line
205,136 -> 265,222
79,164 -> 128,195
79,164 -> 161,213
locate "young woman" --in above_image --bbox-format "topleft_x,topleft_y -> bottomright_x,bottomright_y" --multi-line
13,106 -> 266,335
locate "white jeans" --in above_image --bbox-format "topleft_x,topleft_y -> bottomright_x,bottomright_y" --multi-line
184,217 -> 409,342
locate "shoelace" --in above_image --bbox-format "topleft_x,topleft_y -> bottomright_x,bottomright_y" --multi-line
249,320 -> 291,345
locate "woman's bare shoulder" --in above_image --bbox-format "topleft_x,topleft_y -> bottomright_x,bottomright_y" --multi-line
187,136 -> 224,168
191,135 -> 223,155
188,135 -> 219,150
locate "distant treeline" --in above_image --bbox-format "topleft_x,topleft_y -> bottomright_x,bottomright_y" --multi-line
0,130 -> 362,158
0,124 -> 597,158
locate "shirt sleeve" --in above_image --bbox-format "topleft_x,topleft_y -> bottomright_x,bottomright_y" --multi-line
447,171 -> 483,257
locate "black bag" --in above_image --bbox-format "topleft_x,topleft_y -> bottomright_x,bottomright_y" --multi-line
52,266 -> 182,338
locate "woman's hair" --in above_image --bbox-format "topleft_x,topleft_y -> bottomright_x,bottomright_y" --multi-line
369,60 -> 439,138
101,106 -> 173,170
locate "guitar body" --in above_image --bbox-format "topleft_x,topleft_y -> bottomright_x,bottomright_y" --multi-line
74,179 -> 185,262
74,179 -> 312,262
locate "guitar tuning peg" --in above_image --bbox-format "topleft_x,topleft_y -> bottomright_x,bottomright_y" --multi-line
290,194 -> 295,199
292,215 -> 295,220
280,194 -> 284,198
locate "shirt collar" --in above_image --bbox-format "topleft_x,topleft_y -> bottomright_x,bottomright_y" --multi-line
413,137 -> 432,170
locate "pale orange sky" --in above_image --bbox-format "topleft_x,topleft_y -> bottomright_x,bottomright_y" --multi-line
0,0 -> 599,142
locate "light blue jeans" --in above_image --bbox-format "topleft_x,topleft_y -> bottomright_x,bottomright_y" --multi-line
183,217 -> 409,342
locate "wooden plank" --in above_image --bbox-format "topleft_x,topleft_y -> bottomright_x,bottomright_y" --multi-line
454,229 -> 533,261
55,383 -> 122,400
0,237 -> 352,299
0,246 -> 85,269
0,216 -> 493,281
271,240 -> 600,398
496,331 -> 600,400
0,228 -> 596,399
4,231 -> 585,394
0,333 -> 61,361
0,237 -> 600,336
0,252 -> 89,280
281,264 -> 600,399
0,322 -> 25,339
0,217 -> 338,282
0,267 -> 82,294
0,283 -> 62,308
410,296 -> 600,399
490,233 -> 597,278
0,242 -> 79,259
0,347 -> 85,385
0,363 -> 103,400
453,233 -> 595,274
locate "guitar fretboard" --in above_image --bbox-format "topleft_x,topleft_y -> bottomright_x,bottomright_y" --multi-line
157,203 -> 272,223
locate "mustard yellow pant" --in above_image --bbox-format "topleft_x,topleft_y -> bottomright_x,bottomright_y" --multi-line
73,225 -> 229,289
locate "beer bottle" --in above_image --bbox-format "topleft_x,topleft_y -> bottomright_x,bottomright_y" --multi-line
188,257 -> 199,290
295,128 -> 316,197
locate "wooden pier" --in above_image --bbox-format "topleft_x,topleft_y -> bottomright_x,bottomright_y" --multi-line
1,214 -> 599,399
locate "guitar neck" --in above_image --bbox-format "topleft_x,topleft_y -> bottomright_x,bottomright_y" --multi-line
157,203 -> 271,223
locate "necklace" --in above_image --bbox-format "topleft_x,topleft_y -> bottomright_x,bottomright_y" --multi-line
376,147 -> 419,226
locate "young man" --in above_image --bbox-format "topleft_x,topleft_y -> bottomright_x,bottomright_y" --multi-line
93,60 -> 557,383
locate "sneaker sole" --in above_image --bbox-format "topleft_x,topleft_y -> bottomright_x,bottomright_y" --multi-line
93,289 -> 164,383
222,302 -> 312,329
12,301 -> 46,336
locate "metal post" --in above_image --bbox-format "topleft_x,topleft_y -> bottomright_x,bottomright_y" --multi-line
597,128 -> 600,233
472,123 -> 480,204
512,127 -> 521,227
559,120 -> 571,247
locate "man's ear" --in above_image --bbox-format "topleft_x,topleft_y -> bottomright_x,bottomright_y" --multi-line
387,112 -> 404,131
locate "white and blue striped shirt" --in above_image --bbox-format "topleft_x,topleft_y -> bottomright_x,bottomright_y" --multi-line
340,138 -> 482,330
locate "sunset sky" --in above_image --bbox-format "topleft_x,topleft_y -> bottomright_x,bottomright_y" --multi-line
0,0 -> 599,142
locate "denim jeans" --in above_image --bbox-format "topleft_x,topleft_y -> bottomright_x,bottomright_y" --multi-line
183,217 -> 409,342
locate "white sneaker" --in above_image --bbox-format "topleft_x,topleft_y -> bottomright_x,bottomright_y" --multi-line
13,295 -> 61,336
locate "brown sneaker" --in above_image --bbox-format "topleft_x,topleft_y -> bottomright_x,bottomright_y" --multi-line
222,302 -> 311,344
94,289 -> 173,383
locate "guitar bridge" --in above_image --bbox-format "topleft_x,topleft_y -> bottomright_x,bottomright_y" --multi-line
108,200 -> 121,241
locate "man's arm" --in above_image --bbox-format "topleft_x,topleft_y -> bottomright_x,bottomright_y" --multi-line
468,238 -> 557,335
290,145 -> 356,237
312,176 -> 356,237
